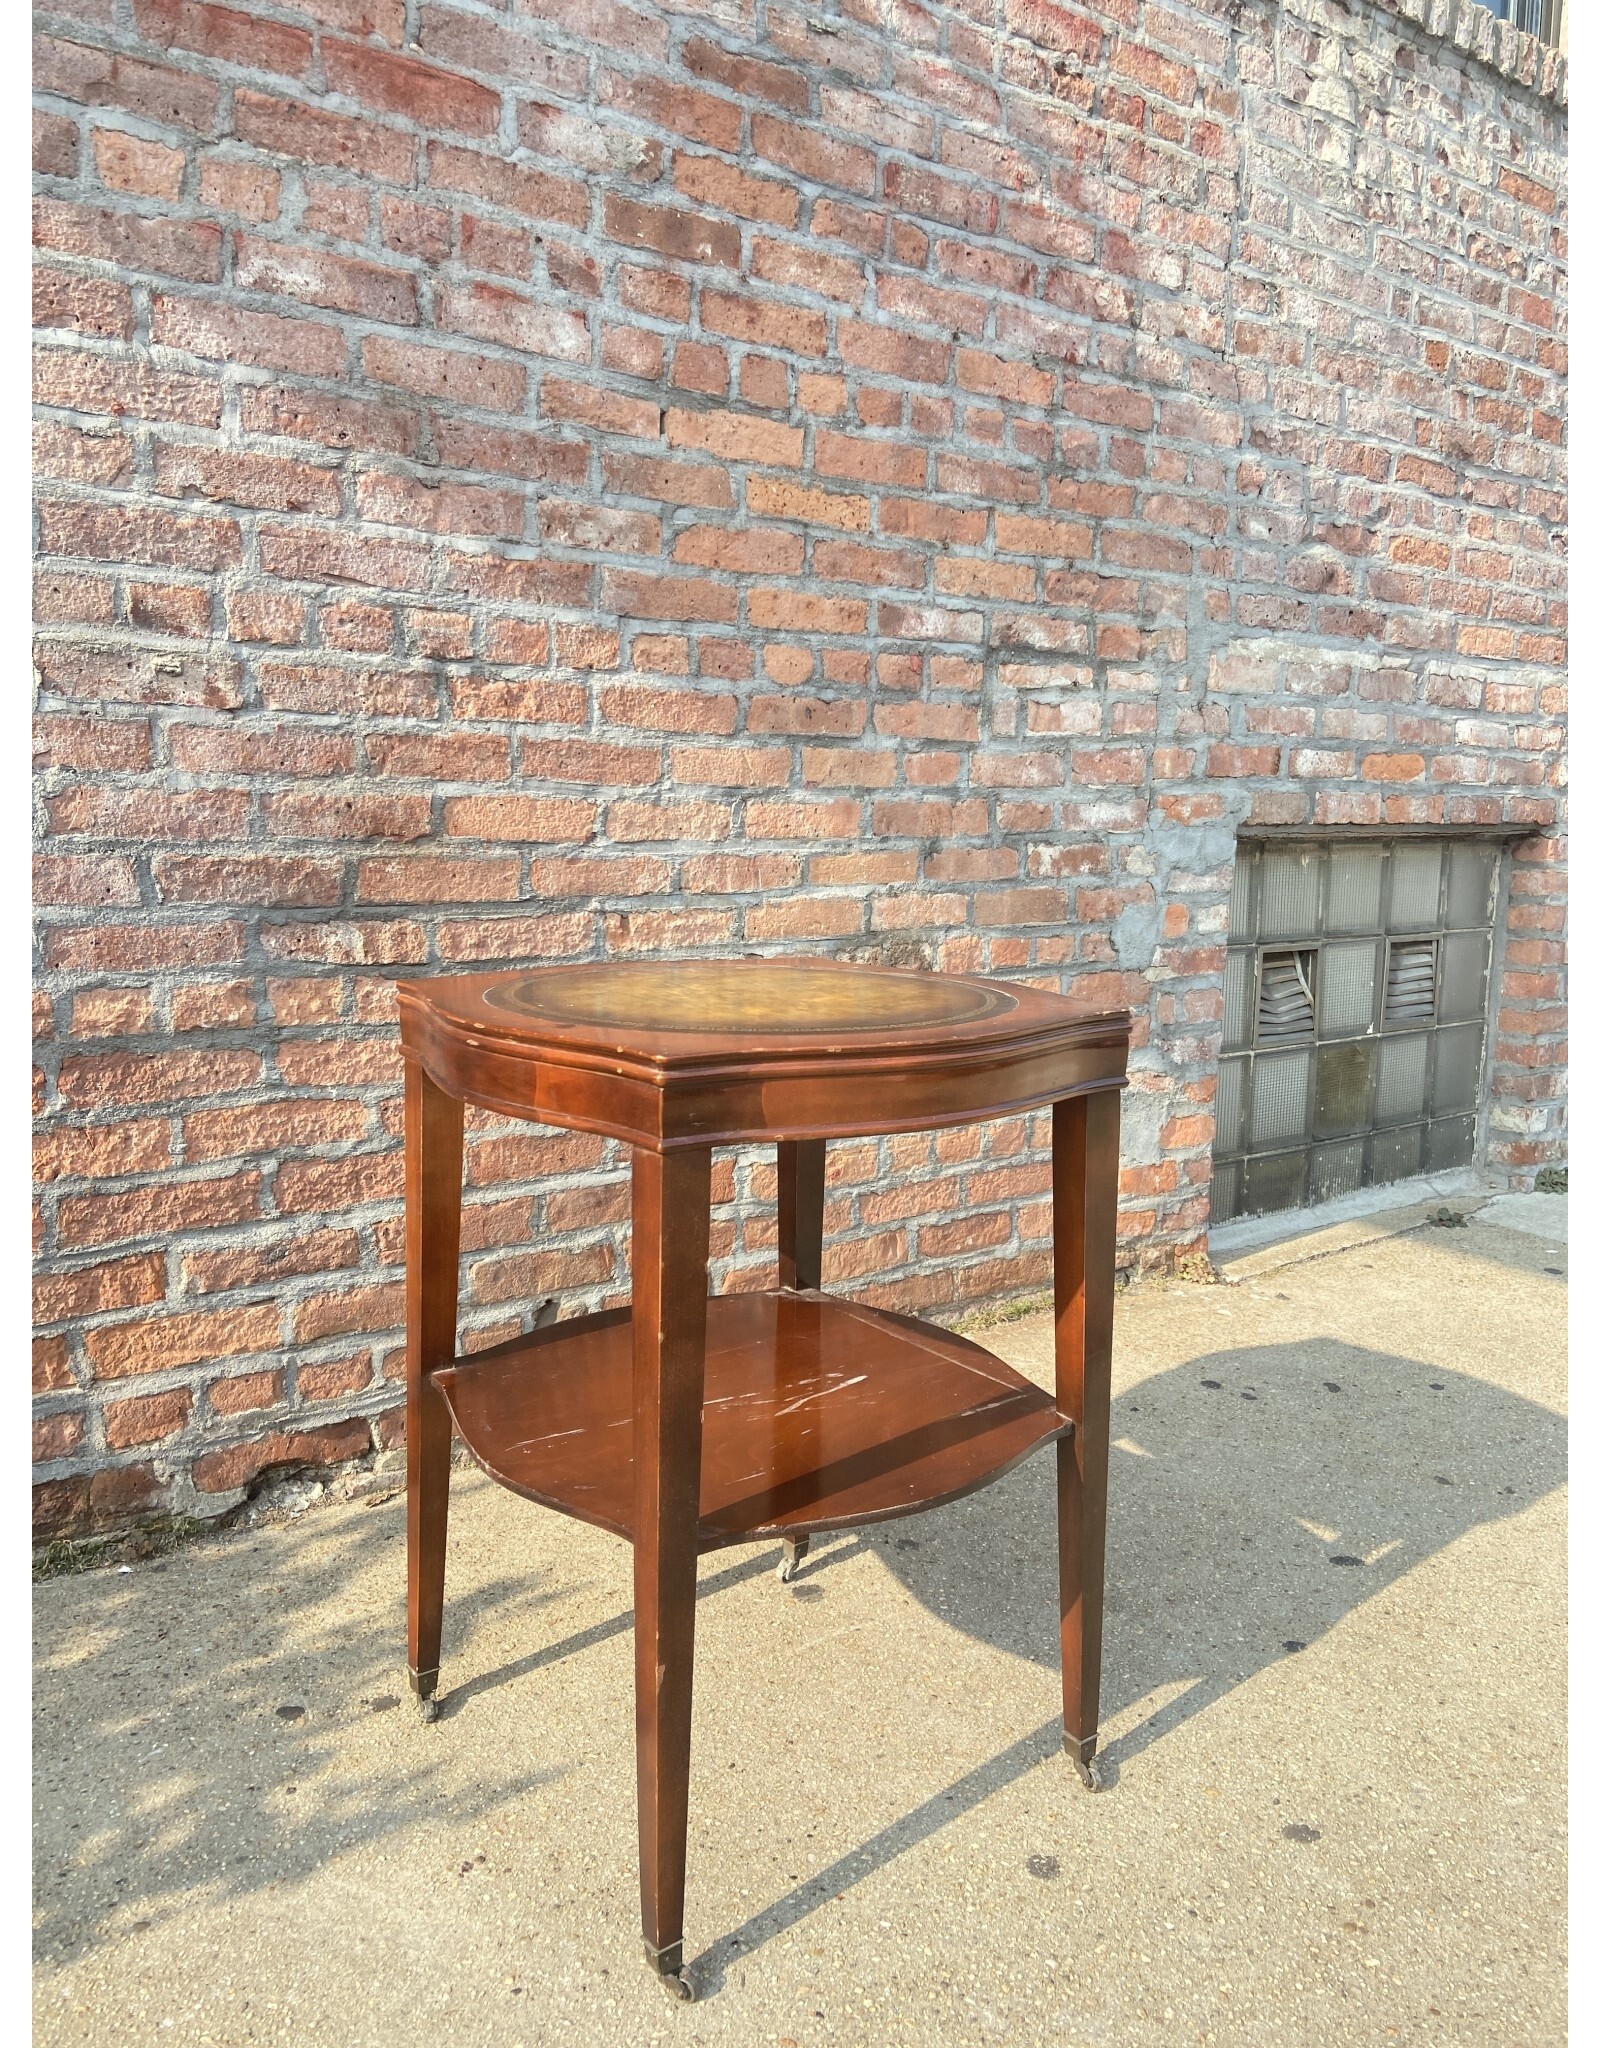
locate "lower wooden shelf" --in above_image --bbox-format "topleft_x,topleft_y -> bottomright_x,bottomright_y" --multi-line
433,1288 -> 1069,1548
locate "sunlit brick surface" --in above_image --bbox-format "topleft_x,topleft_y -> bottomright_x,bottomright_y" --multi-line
32,0 -> 1565,1534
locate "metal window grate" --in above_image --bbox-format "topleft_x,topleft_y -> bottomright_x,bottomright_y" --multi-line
1384,939 -> 1437,1027
1256,950 -> 1316,1044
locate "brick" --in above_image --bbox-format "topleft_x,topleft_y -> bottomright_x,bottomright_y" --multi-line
257,524 -> 431,591
192,1417 -> 371,1493
34,1341 -> 75,1397
234,88 -> 415,182
749,695 -> 864,740
431,912 -> 591,962
85,1302 -> 279,1381
602,195 -> 740,268
675,156 -> 799,229
34,852 -> 142,908
104,1387 -> 193,1448
426,141 -> 587,226
449,672 -> 587,724
745,897 -> 862,938
672,745 -> 790,788
198,152 -> 282,220
662,342 -> 722,400
801,746 -> 895,787
750,590 -> 868,633
838,321 -> 951,385
125,580 -> 213,637
33,347 -> 221,424
34,110 -> 79,178
68,986 -> 157,1037
541,379 -> 660,439
430,423 -> 582,485
419,0 -> 572,73
816,198 -> 890,258
596,66 -> 735,149
91,129 -> 185,198
48,784 -> 248,843
683,35 -> 809,111
700,288 -> 827,356
599,682 -> 740,734
673,526 -> 802,575
33,425 -> 133,491
152,442 -> 341,515
33,714 -> 151,774
293,1280 -> 402,1343
607,799 -> 733,844
920,1208 -> 1012,1259
436,282 -> 588,364
33,197 -> 222,282
322,37 -> 496,134
37,644 -> 215,715
153,853 -> 344,905
357,470 -> 521,539
235,236 -> 417,324
299,1352 -> 376,1400
443,795 -> 596,839
35,36 -> 220,132
746,477 -> 871,531
355,856 -> 520,903
38,500 -> 241,573
34,1412 -> 86,1462
751,115 -> 874,196
34,1252 -> 167,1324
208,1369 -> 284,1415
238,381 -> 418,455
814,430 -> 924,488
133,0 -> 314,74
601,570 -> 738,623
884,161 -> 998,235
751,237 -> 867,306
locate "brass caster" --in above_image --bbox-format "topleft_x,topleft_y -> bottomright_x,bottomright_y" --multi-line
1065,1738 -> 1101,1792
644,1941 -> 695,2001
778,1535 -> 810,1584
417,1694 -> 439,1724
409,1669 -> 440,1723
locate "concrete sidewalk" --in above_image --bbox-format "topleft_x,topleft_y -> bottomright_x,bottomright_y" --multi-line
34,1193 -> 1567,2046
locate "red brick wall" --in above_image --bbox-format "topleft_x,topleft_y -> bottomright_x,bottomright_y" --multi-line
33,0 -> 1566,1535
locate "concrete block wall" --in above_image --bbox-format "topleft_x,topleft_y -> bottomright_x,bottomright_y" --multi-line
33,0 -> 1566,1535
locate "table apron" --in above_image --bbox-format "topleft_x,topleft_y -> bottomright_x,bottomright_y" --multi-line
401,1034 -> 1127,1147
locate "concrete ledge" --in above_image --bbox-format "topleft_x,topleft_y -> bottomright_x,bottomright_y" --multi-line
1370,0 -> 1568,105
1210,1176 -> 1567,1285
1209,1167 -> 1492,1265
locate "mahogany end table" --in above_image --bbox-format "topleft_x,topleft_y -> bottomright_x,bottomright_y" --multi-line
396,957 -> 1129,1998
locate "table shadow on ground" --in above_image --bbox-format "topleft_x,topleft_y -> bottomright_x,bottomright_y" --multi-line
33,1521 -> 794,1968
690,1331 -> 1565,1990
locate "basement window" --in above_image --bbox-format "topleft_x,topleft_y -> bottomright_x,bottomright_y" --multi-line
1475,0 -> 1564,50
1213,839 -> 1500,1226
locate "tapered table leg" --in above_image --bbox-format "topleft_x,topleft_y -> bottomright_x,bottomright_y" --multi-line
776,1138 -> 825,1291
631,1145 -> 713,1995
774,1151 -> 823,1589
405,1058 -> 464,1718
1053,1089 -> 1120,1788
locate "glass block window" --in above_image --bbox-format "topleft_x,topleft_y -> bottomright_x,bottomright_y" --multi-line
1213,839 -> 1499,1225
